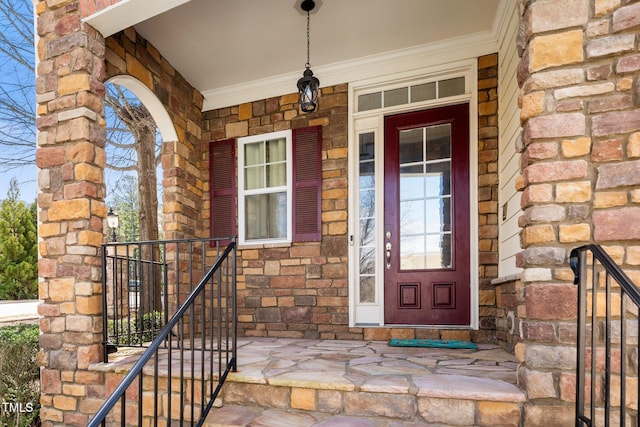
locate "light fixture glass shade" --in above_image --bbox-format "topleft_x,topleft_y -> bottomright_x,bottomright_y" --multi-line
107,208 -> 119,229
297,67 -> 320,113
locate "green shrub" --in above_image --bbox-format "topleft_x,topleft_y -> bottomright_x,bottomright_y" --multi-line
0,324 -> 39,427
108,311 -> 164,346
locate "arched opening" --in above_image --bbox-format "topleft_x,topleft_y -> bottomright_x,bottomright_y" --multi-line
103,75 -> 178,242
103,76 -> 178,319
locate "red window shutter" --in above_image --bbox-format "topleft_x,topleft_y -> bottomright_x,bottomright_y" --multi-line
209,139 -> 236,240
292,126 -> 322,242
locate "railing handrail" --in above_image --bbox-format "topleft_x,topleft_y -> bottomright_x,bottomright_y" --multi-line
109,254 -> 167,267
105,236 -> 227,247
89,240 -> 236,427
570,244 -> 640,306
571,244 -> 640,427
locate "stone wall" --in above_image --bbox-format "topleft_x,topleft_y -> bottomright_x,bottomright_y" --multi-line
79,0 -> 121,18
202,85 -> 353,339
493,276 -> 524,353
104,28 -> 205,240
517,0 -> 640,424
477,53 -> 501,343
35,0 -> 107,425
202,55 -> 502,342
35,10 -> 205,423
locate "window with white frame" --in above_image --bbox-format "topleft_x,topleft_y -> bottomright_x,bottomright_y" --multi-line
238,130 -> 292,244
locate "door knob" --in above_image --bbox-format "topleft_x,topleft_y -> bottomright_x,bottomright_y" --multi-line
385,242 -> 392,269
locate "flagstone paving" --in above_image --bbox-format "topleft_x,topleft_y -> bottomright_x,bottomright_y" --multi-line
103,337 -> 525,426
207,338 -> 524,426
229,337 -> 520,388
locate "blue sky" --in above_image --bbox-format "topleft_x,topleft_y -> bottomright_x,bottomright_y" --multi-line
0,0 -> 159,205
0,0 -> 36,202
0,167 -> 37,202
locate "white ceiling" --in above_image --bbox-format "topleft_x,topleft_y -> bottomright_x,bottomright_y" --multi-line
87,0 -> 505,110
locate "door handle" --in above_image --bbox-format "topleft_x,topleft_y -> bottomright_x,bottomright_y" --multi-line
385,242 -> 392,269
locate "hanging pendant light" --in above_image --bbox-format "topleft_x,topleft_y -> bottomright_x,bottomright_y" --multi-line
297,0 -> 320,113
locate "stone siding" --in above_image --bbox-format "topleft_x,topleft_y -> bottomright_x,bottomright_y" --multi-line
493,276 -> 524,353
477,53 -> 501,344
203,55 -> 501,343
79,0 -> 122,18
202,86 -> 354,339
36,12 -> 206,423
104,28 -> 205,240
35,1 -> 107,425
517,0 -> 640,423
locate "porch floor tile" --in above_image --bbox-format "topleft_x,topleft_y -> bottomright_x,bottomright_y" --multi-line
229,337 -> 522,392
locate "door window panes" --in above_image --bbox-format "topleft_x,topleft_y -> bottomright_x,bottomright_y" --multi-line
357,77 -> 466,112
384,87 -> 408,107
398,124 -> 452,270
438,77 -> 465,98
358,132 -> 377,303
411,82 -> 436,102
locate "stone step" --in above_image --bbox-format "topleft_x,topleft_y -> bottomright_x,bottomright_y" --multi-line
203,405 -> 436,426
203,337 -> 525,426
210,389 -> 524,427
207,369 -> 525,426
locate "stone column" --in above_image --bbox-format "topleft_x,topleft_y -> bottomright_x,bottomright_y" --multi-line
517,0 -> 640,425
35,1 -> 107,425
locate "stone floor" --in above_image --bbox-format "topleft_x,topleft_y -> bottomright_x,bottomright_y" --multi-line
207,337 -> 524,426
229,337 -> 520,387
104,337 -> 525,426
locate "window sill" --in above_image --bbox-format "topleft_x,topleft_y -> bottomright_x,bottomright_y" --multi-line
490,273 -> 522,286
237,241 -> 292,250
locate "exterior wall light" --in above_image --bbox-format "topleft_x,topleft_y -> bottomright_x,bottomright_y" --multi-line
297,0 -> 320,113
107,207 -> 119,241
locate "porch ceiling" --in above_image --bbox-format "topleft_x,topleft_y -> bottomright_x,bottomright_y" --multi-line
87,0 -> 505,110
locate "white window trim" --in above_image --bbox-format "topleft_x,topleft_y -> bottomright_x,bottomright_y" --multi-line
237,130 -> 293,246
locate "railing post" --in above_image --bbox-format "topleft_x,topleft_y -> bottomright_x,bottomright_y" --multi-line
102,245 -> 109,362
232,238 -> 237,371
572,245 -> 640,427
572,247 -> 588,427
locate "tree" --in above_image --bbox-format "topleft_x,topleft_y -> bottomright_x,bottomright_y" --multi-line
0,2 -> 164,310
105,84 -> 163,315
0,179 -> 37,300
0,0 -> 35,171
0,1 -> 163,238
104,84 -> 161,245
110,175 -> 141,242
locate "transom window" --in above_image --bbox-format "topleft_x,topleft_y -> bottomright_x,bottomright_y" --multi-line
238,130 -> 292,244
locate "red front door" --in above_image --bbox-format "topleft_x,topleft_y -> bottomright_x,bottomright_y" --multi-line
384,104 -> 470,325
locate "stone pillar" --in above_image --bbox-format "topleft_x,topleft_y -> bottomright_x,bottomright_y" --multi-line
517,0 -> 640,425
477,53 -> 500,343
35,1 -> 107,425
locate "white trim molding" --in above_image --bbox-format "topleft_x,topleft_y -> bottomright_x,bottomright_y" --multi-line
203,29 -> 499,111
83,0 -> 193,38
106,75 -> 179,142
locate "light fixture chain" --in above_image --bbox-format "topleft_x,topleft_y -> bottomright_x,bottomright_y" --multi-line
306,10 -> 310,67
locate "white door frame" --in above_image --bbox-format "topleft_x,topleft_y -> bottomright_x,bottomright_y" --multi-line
347,59 -> 479,329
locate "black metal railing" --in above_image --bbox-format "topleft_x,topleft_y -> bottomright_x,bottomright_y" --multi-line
102,237 -> 232,360
571,245 -> 640,426
90,238 -> 236,427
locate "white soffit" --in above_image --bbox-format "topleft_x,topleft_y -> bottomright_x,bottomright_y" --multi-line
202,30 -> 498,111
84,0 -> 507,111
83,0 -> 193,38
